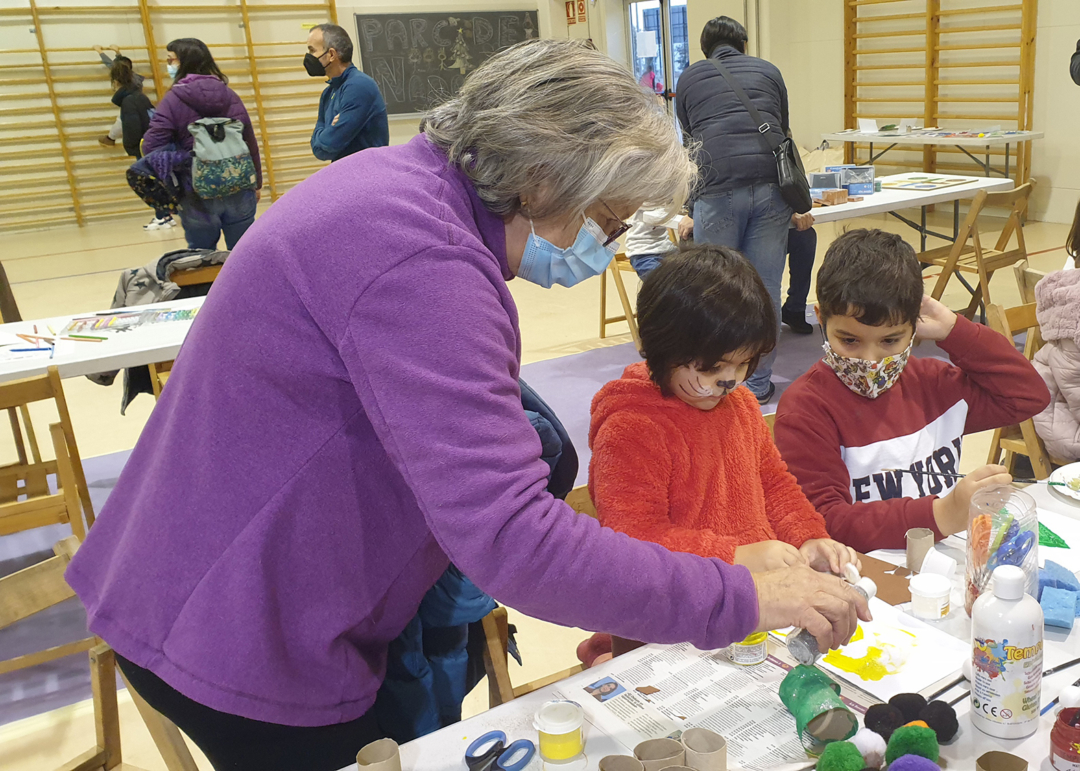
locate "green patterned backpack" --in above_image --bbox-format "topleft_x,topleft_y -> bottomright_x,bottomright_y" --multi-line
188,117 -> 256,199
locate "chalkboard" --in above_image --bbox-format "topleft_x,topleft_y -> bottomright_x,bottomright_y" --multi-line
354,10 -> 539,115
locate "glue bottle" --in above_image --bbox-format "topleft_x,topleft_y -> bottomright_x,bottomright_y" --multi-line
971,564 -> 1043,739
786,574 -> 877,666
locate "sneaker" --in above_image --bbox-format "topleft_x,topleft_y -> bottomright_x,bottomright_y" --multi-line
144,216 -> 175,231
782,307 -> 814,335
98,136 -> 116,147
755,382 -> 776,405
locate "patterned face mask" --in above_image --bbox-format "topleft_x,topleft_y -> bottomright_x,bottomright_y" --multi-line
822,334 -> 915,399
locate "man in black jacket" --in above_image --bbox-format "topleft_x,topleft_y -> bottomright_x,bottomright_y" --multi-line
676,16 -> 795,404
1072,39 -> 1080,86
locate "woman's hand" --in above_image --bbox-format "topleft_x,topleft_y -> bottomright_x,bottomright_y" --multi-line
799,538 -> 861,575
752,565 -> 873,652
915,294 -> 958,342
677,216 -> 694,242
734,540 -> 807,573
790,211 -> 815,231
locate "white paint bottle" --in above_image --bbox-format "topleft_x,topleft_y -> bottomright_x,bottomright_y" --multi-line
971,565 -> 1044,739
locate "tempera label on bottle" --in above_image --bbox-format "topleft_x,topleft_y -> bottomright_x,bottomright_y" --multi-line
972,636 -> 1043,727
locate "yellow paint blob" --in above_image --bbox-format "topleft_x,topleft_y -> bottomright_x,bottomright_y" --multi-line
823,643 -> 903,681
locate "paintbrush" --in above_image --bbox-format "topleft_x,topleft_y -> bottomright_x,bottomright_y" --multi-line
884,468 -> 1066,486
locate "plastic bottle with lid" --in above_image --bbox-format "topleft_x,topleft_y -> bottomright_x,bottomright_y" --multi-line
971,565 -> 1043,739
787,576 -> 877,666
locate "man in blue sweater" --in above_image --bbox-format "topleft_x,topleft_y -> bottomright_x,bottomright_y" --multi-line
306,24 -> 389,162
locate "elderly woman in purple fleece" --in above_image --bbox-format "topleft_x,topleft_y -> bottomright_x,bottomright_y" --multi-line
66,39 -> 869,771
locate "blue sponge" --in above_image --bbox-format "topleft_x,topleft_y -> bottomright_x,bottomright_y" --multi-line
1042,587 -> 1077,630
1044,560 -> 1080,593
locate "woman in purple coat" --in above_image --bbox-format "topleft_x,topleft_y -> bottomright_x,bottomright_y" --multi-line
142,38 -> 262,250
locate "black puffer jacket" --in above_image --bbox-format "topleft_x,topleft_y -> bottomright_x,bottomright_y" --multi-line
112,86 -> 154,159
676,45 -> 789,199
1071,39 -> 1080,86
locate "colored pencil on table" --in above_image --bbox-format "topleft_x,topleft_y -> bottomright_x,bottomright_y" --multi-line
10,347 -> 51,352
884,468 -> 1066,486
62,335 -> 106,342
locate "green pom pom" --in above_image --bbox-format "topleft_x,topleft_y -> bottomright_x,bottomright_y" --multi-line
817,740 -> 865,771
885,725 -> 939,765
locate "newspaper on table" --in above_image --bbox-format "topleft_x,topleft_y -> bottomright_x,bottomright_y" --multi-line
554,642 -> 874,771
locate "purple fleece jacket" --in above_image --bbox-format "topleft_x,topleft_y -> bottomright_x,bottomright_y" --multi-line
66,135 -> 758,727
142,74 -> 262,189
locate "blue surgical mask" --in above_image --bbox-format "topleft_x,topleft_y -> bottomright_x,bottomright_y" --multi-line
518,216 -> 619,289
167,63 -> 179,79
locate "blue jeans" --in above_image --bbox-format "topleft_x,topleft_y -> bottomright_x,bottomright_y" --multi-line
693,182 -> 792,397
629,252 -> 667,280
180,189 -> 257,250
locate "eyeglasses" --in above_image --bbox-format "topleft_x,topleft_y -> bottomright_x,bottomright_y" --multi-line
599,199 -> 631,248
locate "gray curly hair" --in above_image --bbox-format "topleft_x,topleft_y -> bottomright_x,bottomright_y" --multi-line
422,39 -> 696,220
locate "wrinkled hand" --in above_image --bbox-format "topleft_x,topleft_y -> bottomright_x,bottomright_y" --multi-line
915,294 -> 958,342
791,211 -> 815,231
752,565 -> 873,654
677,216 -> 694,242
799,538 -> 861,575
734,540 -> 807,573
933,464 -> 1012,536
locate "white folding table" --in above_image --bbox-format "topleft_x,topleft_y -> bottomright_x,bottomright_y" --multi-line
821,129 -> 1044,180
0,296 -> 205,384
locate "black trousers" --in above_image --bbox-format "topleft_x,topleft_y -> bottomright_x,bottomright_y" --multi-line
117,654 -> 384,771
782,226 -> 818,315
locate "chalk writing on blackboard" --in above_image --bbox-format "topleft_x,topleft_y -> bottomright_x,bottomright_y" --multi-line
354,11 -> 538,115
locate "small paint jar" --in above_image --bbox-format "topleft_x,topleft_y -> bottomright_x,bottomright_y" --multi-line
728,632 -> 768,666
909,573 -> 952,620
534,699 -> 585,762
1051,707 -> 1080,770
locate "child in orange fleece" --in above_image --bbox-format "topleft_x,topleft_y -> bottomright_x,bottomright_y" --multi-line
578,246 -> 857,666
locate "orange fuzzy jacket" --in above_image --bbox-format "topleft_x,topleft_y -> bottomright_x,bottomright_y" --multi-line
588,362 -> 830,562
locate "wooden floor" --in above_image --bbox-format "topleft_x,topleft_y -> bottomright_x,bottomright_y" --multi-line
0,205 -> 1071,771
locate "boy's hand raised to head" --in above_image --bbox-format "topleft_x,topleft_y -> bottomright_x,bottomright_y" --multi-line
932,464 -> 1012,536
751,565 -> 873,654
734,540 -> 807,572
916,295 -> 958,342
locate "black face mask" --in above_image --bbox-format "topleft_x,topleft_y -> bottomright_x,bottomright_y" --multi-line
304,52 -> 327,77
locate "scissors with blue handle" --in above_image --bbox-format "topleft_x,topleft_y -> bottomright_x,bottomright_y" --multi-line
464,730 -> 535,771
987,528 -> 1035,572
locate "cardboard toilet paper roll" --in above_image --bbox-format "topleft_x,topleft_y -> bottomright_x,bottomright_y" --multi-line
906,527 -> 934,571
600,757 -> 646,771
356,738 -> 401,771
681,728 -> 727,771
975,751 -> 1028,771
657,767 -> 695,771
634,738 -> 685,771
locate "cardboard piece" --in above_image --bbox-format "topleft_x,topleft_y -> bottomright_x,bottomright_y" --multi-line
681,727 -> 727,771
976,751 -> 1028,771
857,552 -> 913,605
906,528 -> 934,572
600,756 -> 646,771
635,738 -> 685,771
356,739 -> 401,771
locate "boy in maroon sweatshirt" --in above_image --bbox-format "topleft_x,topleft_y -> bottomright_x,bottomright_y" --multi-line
775,229 -> 1049,553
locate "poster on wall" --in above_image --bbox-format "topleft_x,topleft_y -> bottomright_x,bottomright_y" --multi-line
354,10 -> 539,115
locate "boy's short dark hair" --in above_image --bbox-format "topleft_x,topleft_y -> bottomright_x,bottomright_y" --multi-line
816,228 -> 923,329
700,16 -> 748,57
638,244 -> 777,394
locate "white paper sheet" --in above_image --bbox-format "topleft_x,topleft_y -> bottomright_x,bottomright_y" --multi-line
858,118 -> 878,133
1036,507 -> 1080,573
555,644 -> 815,771
772,598 -> 968,702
